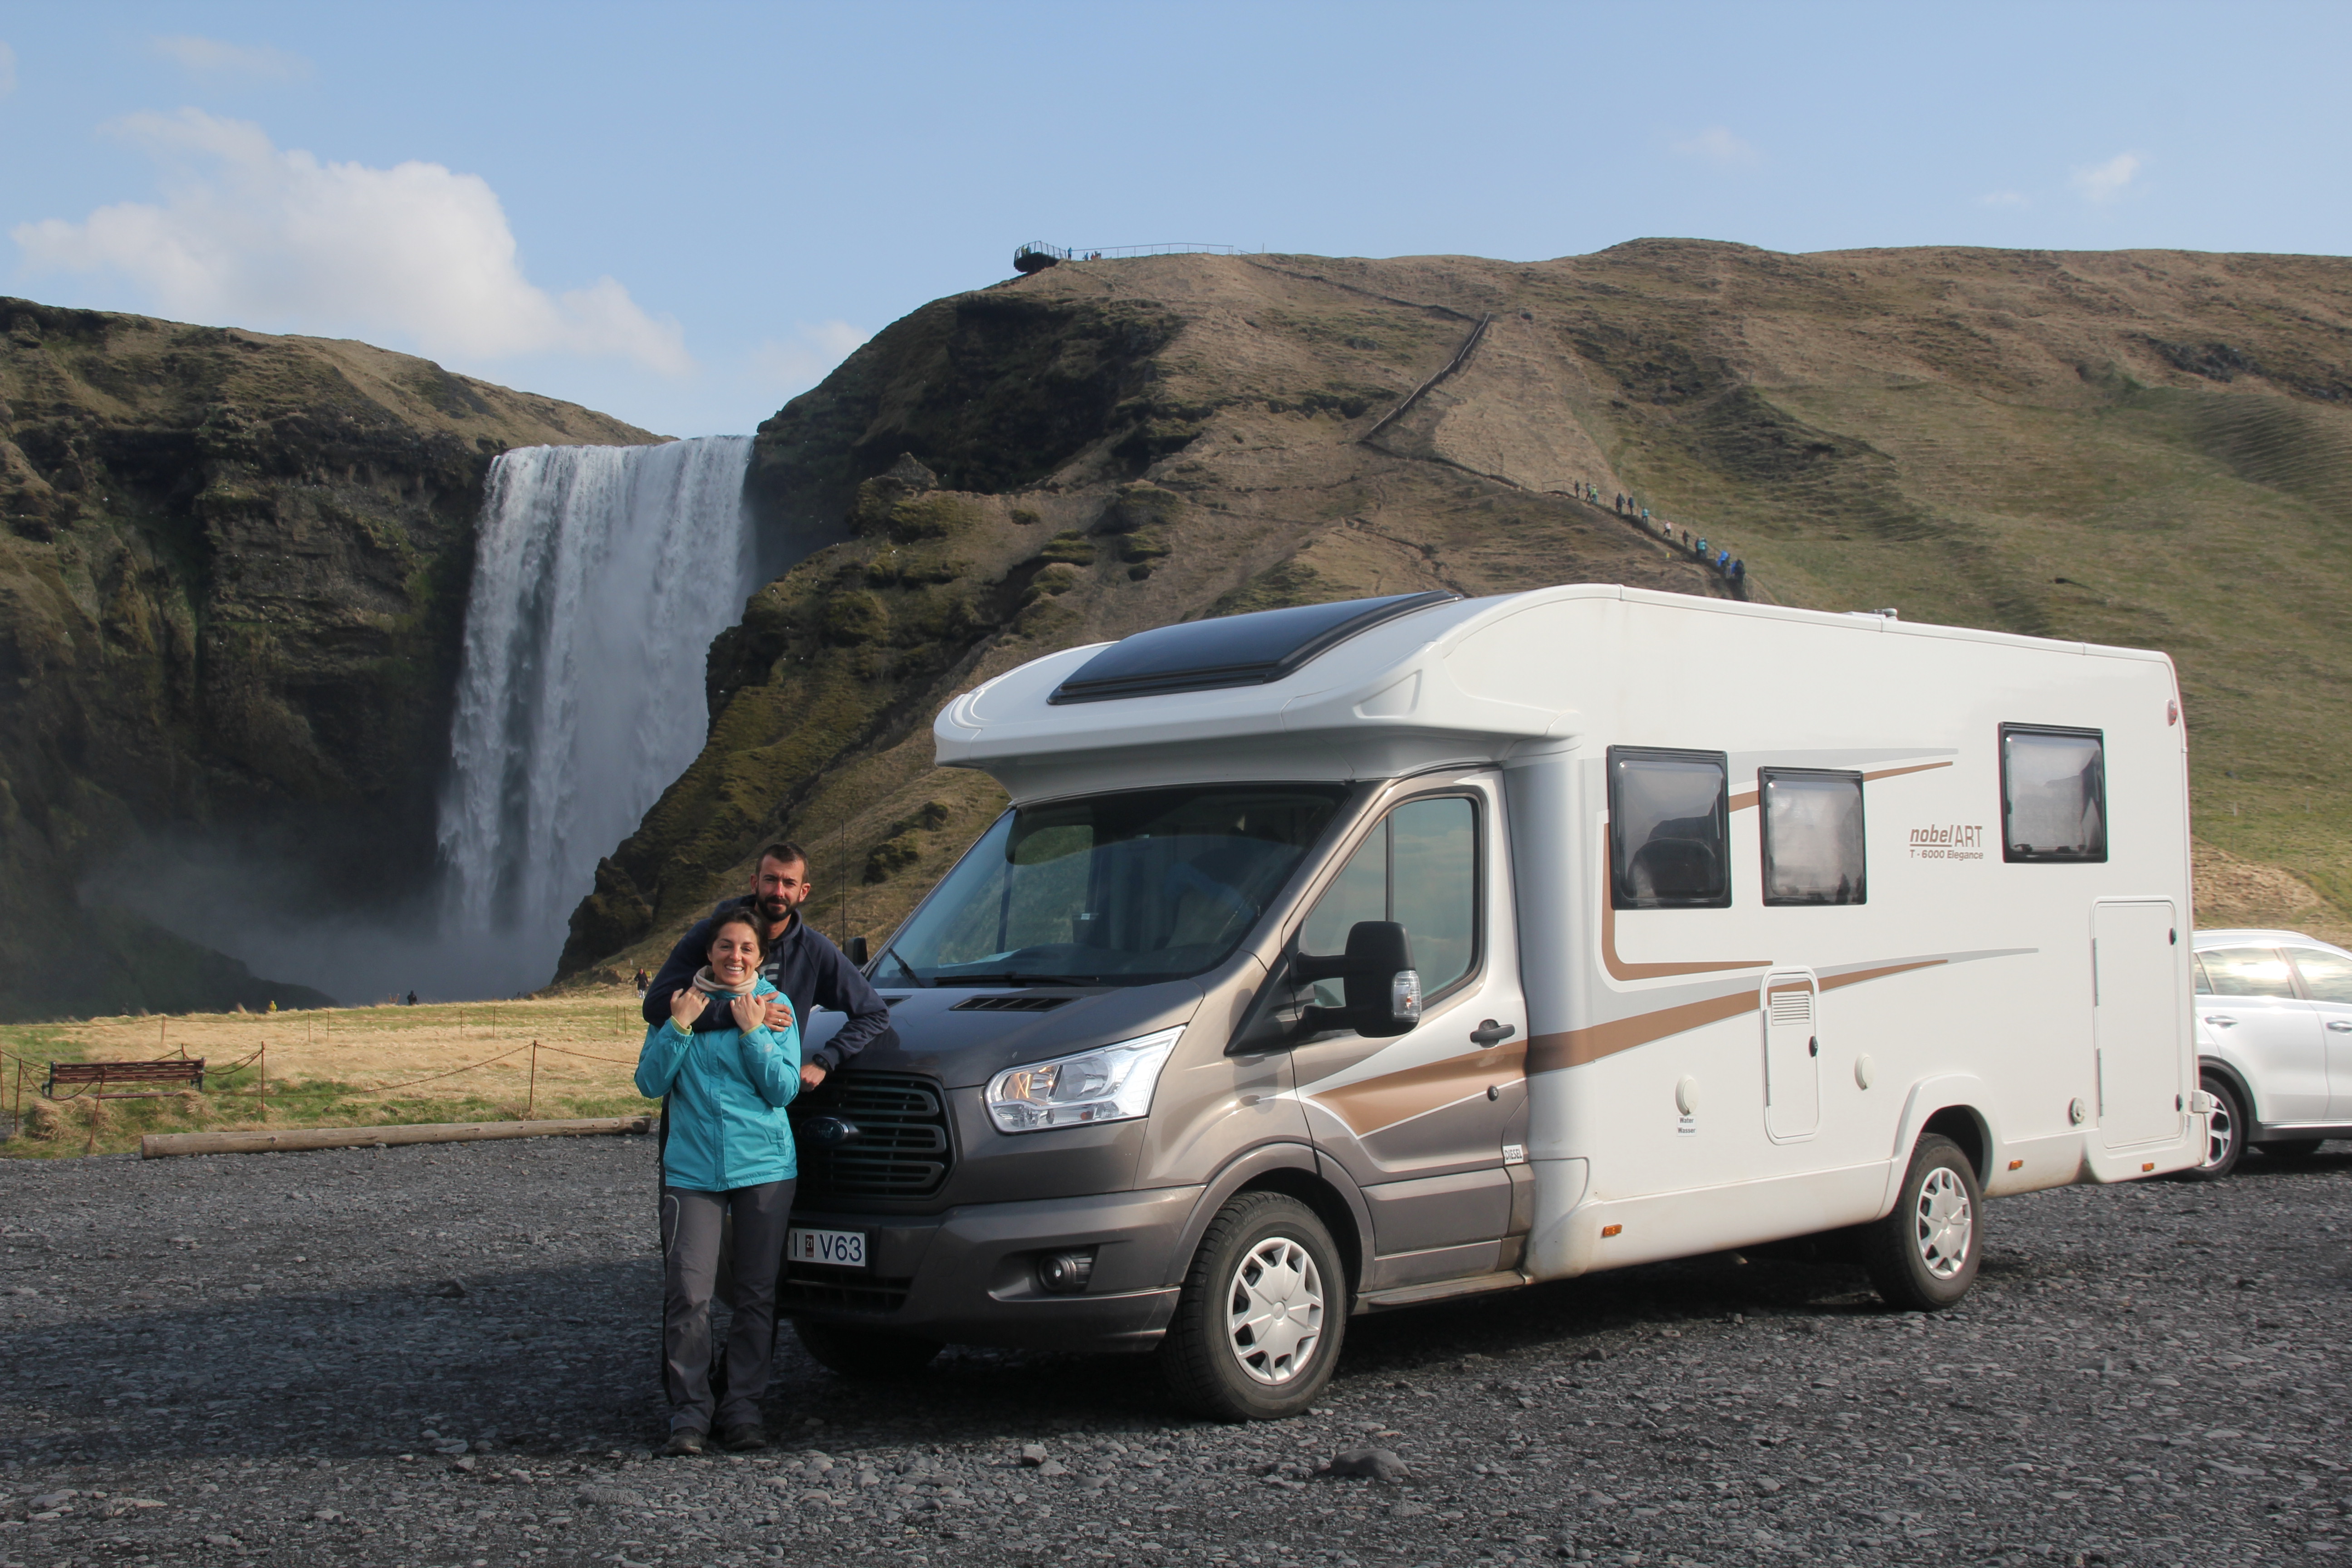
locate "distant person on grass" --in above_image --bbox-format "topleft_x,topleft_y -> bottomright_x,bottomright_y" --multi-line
641,842 -> 891,1091
636,906 -> 800,1456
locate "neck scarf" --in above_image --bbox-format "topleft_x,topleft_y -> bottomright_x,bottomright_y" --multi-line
691,965 -> 760,999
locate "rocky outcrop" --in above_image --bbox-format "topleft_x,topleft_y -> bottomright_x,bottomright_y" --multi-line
0,297 -> 653,1019
563,244 -> 2352,980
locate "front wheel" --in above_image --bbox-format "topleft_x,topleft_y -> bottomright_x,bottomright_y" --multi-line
1862,1134 -> 1982,1311
2179,1073 -> 2245,1181
1159,1191 -> 1345,1421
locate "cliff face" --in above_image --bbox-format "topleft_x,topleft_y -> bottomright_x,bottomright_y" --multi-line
0,297 -> 654,1019
564,242 -> 2352,981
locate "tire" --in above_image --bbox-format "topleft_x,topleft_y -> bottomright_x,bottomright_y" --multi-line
1862,1134 -> 1982,1312
1159,1191 -> 1346,1421
2180,1074 -> 2246,1181
2253,1137 -> 2324,1160
793,1320 -> 941,1381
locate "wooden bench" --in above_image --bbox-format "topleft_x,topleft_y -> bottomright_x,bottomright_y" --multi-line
45,1059 -> 206,1099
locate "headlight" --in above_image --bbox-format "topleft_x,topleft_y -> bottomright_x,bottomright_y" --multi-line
984,1027 -> 1183,1133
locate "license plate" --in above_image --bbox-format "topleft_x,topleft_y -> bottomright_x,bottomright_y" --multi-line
787,1227 -> 867,1269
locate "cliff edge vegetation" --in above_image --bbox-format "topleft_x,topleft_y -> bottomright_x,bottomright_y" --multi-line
0,297 -> 654,1019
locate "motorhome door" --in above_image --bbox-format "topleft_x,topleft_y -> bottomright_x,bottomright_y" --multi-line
2094,899 -> 2185,1148
1287,777 -> 1529,1284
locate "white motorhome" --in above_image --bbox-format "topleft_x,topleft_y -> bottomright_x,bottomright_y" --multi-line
784,585 -> 2205,1420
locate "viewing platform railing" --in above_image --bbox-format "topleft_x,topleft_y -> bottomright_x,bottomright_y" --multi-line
1015,242 -> 1250,273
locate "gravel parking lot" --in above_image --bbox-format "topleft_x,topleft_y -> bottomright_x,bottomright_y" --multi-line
2,1133 -> 2346,1568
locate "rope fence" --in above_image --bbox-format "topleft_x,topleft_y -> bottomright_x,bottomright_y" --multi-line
4,1004 -> 655,1152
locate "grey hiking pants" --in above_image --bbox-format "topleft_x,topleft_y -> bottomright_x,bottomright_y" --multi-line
660,1180 -> 794,1434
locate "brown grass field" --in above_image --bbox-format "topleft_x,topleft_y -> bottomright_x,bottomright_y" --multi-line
0,986 -> 660,1159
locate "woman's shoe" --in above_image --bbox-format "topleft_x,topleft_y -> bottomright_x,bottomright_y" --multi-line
718,1423 -> 770,1452
663,1428 -> 707,1457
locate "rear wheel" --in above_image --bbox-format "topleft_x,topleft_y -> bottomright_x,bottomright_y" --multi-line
793,1320 -> 942,1381
1159,1191 -> 1345,1421
1862,1134 -> 1981,1311
2180,1074 -> 2246,1181
2254,1137 -> 2324,1160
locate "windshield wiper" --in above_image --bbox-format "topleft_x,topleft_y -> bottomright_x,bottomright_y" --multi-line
874,947 -> 928,987
931,972 -> 1100,988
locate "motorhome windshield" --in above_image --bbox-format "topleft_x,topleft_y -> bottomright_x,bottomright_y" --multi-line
880,785 -> 1352,986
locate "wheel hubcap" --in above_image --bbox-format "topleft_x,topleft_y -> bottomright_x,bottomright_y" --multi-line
1913,1167 -> 1973,1279
1225,1235 -> 1324,1386
2201,1099 -> 2235,1168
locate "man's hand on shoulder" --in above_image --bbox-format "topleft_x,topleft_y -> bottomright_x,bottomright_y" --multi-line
800,1063 -> 828,1090
764,997 -> 795,1032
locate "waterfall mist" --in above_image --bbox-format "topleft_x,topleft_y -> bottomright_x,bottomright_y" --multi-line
118,436 -> 770,1006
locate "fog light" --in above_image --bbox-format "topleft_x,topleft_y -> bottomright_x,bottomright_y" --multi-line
1036,1249 -> 1096,1294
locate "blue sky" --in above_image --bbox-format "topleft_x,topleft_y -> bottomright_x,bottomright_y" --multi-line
3,0 -> 2346,437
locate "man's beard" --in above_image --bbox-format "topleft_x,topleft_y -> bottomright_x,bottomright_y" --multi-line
757,895 -> 793,921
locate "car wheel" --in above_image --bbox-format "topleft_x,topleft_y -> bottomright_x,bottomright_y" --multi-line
1159,1191 -> 1345,1421
2253,1137 -> 2324,1160
793,1320 -> 942,1381
1862,1134 -> 1981,1312
2180,1074 -> 2245,1181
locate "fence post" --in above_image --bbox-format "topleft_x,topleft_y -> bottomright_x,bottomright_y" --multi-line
528,1040 -> 538,1119
259,1044 -> 268,1122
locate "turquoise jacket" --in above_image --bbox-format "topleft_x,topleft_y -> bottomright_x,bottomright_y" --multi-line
635,978 -> 802,1191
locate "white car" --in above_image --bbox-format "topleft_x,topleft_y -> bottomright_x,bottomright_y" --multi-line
2188,929 -> 2352,1178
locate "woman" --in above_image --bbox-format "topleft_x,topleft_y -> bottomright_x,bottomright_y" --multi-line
634,906 -> 801,1456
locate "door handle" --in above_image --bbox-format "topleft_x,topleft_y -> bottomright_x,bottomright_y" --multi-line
2202,1015 -> 2238,1028
2329,1021 -> 2352,1033
1470,1020 -> 1517,1048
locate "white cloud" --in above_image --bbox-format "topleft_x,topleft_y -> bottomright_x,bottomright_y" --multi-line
2071,152 -> 2142,204
0,41 -> 17,98
751,321 -> 870,392
1670,126 -> 1761,169
151,34 -> 313,82
1977,189 -> 2030,208
13,110 -> 690,375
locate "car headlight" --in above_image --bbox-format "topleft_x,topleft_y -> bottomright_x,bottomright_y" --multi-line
984,1027 -> 1183,1133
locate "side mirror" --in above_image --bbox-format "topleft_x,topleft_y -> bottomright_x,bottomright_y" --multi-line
845,936 -> 870,968
1297,920 -> 1421,1039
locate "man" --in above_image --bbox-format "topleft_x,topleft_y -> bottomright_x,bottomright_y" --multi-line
639,842 -> 892,1089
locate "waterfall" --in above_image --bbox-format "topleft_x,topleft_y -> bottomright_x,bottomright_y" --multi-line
436,436 -> 757,993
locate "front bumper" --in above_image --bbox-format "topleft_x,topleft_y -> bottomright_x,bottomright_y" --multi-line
778,1185 -> 1202,1352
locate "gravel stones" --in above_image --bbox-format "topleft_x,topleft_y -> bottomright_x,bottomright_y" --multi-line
1,1133 -> 2347,1565
1324,1446 -> 1410,1482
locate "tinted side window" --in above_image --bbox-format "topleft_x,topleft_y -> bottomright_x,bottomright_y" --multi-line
2192,955 -> 2213,995
1610,747 -> 1730,909
1759,768 -> 1867,906
2000,725 -> 2107,862
1300,796 -> 1480,1005
2289,948 -> 2352,1004
2199,946 -> 2297,999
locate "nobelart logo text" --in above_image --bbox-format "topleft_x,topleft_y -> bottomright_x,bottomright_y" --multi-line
1908,824 -> 1986,860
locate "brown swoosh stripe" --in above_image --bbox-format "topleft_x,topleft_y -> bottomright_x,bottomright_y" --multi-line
1527,957 -> 1953,1075
1310,1039 -> 1528,1138
1526,991 -> 1759,1073
1728,758 -> 1952,813
1602,824 -> 1769,980
1819,958 -> 1945,990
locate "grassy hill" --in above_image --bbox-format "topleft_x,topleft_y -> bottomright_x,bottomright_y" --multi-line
560,241 -> 2352,980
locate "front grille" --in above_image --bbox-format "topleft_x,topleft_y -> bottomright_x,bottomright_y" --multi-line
792,1071 -> 952,1200
950,994 -> 1071,1013
779,1269 -> 911,1315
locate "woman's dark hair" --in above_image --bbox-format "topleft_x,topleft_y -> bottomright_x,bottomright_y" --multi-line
709,907 -> 769,963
